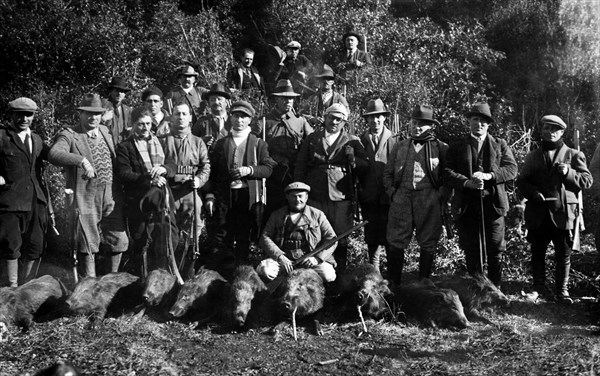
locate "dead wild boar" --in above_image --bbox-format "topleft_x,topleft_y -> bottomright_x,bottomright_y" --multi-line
334,263 -> 392,320
224,265 -> 268,328
395,279 -> 469,329
0,275 -> 69,330
143,269 -> 179,307
436,274 -> 509,318
169,267 -> 227,320
66,272 -> 143,320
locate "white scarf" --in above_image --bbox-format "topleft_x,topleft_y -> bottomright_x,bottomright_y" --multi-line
231,127 -> 251,146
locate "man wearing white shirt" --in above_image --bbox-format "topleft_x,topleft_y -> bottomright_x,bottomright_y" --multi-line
166,65 -> 208,123
192,82 -> 232,154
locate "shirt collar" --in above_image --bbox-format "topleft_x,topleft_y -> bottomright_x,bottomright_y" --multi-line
470,133 -> 486,143
87,128 -> 99,138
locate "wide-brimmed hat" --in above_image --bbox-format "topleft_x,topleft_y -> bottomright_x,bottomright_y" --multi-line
230,101 -> 255,117
541,115 -> 567,130
271,79 -> 300,97
77,94 -> 105,113
108,76 -> 131,92
465,102 -> 494,123
178,65 -> 199,77
142,86 -> 164,101
343,30 -> 361,42
315,64 -> 336,80
8,97 -> 38,112
410,104 -> 439,125
285,41 -> 301,50
284,182 -> 311,193
363,99 -> 390,117
325,103 -> 349,121
202,83 -> 231,100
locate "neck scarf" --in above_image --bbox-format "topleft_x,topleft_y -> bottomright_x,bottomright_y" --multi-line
134,135 -> 165,172
411,131 -> 435,145
231,127 -> 251,146
541,139 -> 564,151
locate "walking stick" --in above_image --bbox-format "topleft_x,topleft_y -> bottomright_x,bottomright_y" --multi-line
478,190 -> 487,274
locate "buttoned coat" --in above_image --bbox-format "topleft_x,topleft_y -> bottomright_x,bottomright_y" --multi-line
166,86 -> 208,118
227,65 -> 265,94
102,100 -> 132,147
0,129 -> 49,211
359,127 -> 398,204
516,144 -> 592,230
294,128 -> 368,202
444,134 -> 517,218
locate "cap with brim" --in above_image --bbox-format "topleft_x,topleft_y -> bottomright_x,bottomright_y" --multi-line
315,64 -> 335,80
271,79 -> 300,97
465,102 -> 494,123
142,86 -> 164,101
541,115 -> 567,129
77,94 -> 105,113
230,101 -> 255,117
284,182 -> 311,193
286,41 -> 301,50
8,97 -> 38,112
324,103 -> 349,120
410,104 -> 439,125
363,98 -> 391,117
202,83 -> 231,100
108,76 -> 131,92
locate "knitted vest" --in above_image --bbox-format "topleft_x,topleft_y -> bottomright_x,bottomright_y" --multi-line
400,145 -> 432,190
87,136 -> 113,184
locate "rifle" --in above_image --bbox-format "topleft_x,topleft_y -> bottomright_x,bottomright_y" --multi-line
267,221 -> 368,292
441,202 -> 454,239
177,166 -> 200,280
65,188 -> 79,284
572,123 -> 585,251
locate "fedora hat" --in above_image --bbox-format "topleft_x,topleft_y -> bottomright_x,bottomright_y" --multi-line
178,65 -> 199,77
410,104 -> 439,125
271,79 -> 300,97
77,93 -> 105,113
315,64 -> 336,80
202,83 -> 231,100
465,102 -> 494,123
363,99 -> 390,117
108,76 -> 131,92
343,30 -> 361,42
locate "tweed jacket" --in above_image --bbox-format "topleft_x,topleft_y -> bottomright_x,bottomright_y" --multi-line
444,134 -> 517,218
516,144 -> 592,230
227,65 -> 265,94
261,109 -> 314,168
102,100 -> 132,147
166,86 -> 208,118
340,49 -> 372,70
48,124 -> 121,215
360,127 -> 400,204
207,133 -> 276,207
294,128 -> 368,202
0,128 -> 49,211
159,132 -> 211,193
260,204 -> 337,265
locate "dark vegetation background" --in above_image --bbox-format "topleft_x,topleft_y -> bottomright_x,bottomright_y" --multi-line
0,0 -> 599,282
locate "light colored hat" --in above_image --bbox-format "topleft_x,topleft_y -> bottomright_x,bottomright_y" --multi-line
77,94 -> 105,113
284,182 -> 311,193
8,97 -> 38,112
178,65 -> 199,77
541,115 -> 567,129
325,103 -> 349,121
285,41 -> 301,49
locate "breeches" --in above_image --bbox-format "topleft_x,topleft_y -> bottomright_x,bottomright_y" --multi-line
0,199 -> 47,260
360,203 -> 389,247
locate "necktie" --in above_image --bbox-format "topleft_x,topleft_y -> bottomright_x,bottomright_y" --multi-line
24,133 -> 31,154
372,134 -> 379,149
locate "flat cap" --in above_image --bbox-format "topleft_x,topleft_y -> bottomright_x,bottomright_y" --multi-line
142,86 -> 164,101
284,182 -> 311,193
285,41 -> 301,49
325,103 -> 349,120
541,115 -> 567,129
8,97 -> 38,112
230,101 -> 255,117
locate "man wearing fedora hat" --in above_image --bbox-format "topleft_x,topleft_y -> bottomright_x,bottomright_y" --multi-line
101,76 -> 133,147
49,94 -> 129,278
261,79 -> 314,220
444,102 -> 517,287
359,99 -> 398,272
257,181 -> 337,283
295,103 -> 368,269
166,65 -> 209,124
384,104 -> 448,283
517,115 -> 592,303
227,48 -> 265,97
192,82 -> 232,154
0,98 -> 50,287
280,40 -> 313,93
339,31 -> 372,80
303,64 -> 349,124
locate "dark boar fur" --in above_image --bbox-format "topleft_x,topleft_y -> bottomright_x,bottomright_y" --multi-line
436,274 -> 509,318
169,267 -> 227,321
66,272 -> 144,321
334,264 -> 392,320
224,265 -> 270,329
274,268 -> 325,336
0,275 -> 70,330
395,279 -> 469,330
142,269 -> 181,321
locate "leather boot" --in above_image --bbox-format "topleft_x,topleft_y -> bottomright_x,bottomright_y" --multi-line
82,254 -> 96,278
109,253 -> 122,273
386,247 -> 404,286
555,258 -> 573,304
530,243 -> 551,297
1,259 -> 18,287
418,250 -> 435,280
368,245 -> 381,272
18,259 -> 36,285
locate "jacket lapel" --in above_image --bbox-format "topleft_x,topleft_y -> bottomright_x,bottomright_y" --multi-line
99,126 -> 116,158
464,136 -> 473,177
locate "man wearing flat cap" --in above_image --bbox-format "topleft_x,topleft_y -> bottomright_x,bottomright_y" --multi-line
49,94 -> 129,278
303,64 -> 349,125
0,98 -> 50,287
444,102 -> 517,288
227,48 -> 265,98
384,104 -> 448,283
339,31 -> 372,81
358,99 -> 399,272
142,86 -> 171,137
260,79 -> 314,221
295,103 -> 368,269
192,82 -> 232,154
280,41 -> 313,94
101,76 -> 133,147
205,101 -> 276,270
517,115 -> 592,303
257,182 -> 337,282
165,65 -> 209,124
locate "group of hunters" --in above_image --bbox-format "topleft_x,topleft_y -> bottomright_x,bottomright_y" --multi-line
0,32 -> 595,306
